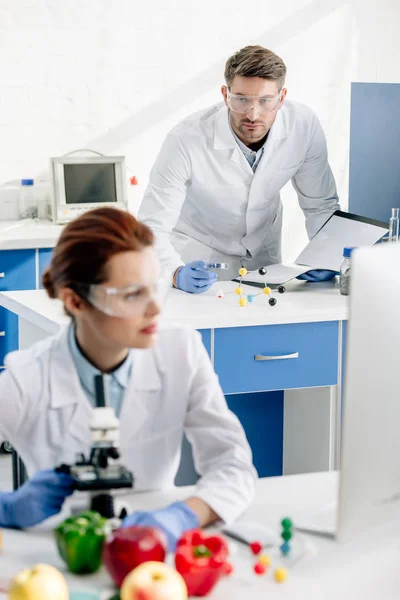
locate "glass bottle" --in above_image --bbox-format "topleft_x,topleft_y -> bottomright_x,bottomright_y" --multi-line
389,208 -> 400,243
339,247 -> 355,296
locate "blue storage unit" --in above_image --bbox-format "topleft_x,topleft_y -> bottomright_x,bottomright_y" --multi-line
226,391 -> 284,477
198,328 -> 211,357
38,248 -> 53,288
349,82 -> 400,221
214,321 -> 339,394
0,250 -> 36,364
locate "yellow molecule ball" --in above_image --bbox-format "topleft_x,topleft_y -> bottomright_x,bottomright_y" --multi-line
239,297 -> 247,307
235,287 -> 243,295
263,286 -> 272,295
239,267 -> 248,277
258,554 -> 271,567
274,567 -> 288,583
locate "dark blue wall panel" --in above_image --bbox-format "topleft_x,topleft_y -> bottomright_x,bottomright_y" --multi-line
349,82 -> 400,223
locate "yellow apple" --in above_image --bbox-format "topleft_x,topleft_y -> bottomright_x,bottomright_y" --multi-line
8,563 -> 69,600
120,561 -> 187,600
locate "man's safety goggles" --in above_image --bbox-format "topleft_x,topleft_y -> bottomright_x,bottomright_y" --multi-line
227,91 -> 282,114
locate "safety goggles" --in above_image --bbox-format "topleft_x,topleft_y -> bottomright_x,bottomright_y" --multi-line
227,91 -> 282,114
77,279 -> 168,318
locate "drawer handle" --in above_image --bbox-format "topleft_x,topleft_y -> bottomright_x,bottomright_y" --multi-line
254,352 -> 299,361
0,331 -> 5,337
0,273 -> 4,278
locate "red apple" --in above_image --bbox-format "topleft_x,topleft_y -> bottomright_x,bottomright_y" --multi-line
103,526 -> 168,588
120,561 -> 187,600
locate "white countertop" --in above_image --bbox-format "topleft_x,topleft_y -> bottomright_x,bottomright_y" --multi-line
0,219 -> 63,250
0,279 -> 349,332
1,472 -> 400,599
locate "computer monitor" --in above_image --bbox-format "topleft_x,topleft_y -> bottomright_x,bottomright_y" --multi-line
337,241 -> 400,541
295,242 -> 400,542
51,155 -> 128,223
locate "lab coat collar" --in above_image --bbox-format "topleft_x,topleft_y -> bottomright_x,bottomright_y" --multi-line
49,326 -> 164,410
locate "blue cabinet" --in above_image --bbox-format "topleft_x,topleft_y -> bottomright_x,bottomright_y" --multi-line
198,329 -> 211,357
226,391 -> 284,477
38,249 -> 53,288
0,250 -> 36,365
215,321 -> 339,394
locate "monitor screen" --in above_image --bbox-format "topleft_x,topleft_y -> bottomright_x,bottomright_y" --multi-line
64,163 -> 117,204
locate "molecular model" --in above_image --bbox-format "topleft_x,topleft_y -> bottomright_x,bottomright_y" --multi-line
216,267 -> 286,307
280,517 -> 293,556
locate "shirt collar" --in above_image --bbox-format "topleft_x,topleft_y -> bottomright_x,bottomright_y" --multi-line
68,324 -> 132,392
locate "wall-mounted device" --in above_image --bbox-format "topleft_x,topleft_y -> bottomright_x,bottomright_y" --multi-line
51,149 -> 128,224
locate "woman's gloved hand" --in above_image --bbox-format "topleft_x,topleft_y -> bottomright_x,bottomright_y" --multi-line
176,261 -> 217,293
121,501 -> 200,551
0,469 -> 75,528
297,269 -> 337,282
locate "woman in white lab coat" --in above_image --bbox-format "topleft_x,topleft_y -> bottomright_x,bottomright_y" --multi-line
0,207 -> 256,548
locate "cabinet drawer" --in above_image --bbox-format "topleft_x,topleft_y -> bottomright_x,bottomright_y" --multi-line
0,249 -> 36,291
214,322 -> 339,394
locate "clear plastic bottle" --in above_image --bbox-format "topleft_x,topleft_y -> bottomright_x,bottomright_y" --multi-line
389,208 -> 400,242
339,247 -> 355,296
18,179 -> 38,219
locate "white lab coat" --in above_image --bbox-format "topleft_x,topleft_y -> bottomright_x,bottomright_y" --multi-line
139,100 -> 340,281
0,324 -> 256,524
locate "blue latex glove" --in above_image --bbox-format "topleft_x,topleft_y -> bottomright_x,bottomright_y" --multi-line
121,501 -> 200,551
297,269 -> 338,282
176,260 -> 217,294
0,469 -> 75,528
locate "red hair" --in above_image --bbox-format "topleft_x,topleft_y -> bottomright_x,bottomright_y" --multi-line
42,207 -> 153,298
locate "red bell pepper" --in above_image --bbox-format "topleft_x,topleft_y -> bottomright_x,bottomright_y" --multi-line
175,529 -> 229,596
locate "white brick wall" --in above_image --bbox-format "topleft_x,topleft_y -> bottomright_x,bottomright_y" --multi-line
0,0 -> 399,259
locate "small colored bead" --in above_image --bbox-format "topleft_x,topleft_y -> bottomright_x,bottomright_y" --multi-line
280,542 -> 291,555
235,287 -> 243,295
258,267 -> 267,275
281,518 -> 293,529
239,297 -> 247,307
216,290 -> 224,299
249,541 -> 263,555
253,562 -> 266,575
269,297 -> 277,306
258,554 -> 271,567
263,286 -> 272,295
278,285 -> 286,294
274,567 -> 288,583
247,294 -> 255,302
239,267 -> 248,276
281,530 -> 292,541
224,562 -> 234,576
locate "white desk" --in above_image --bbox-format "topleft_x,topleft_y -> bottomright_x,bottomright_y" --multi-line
1,472 -> 400,600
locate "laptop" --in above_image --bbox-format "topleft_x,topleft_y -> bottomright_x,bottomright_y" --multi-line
295,242 -> 400,542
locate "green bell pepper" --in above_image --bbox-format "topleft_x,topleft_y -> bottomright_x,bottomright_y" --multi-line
54,510 -> 109,574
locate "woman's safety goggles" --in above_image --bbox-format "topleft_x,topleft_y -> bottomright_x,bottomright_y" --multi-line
227,91 -> 282,114
80,279 -> 168,318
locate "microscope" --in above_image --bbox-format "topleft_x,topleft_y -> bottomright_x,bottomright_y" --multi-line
57,374 -> 133,518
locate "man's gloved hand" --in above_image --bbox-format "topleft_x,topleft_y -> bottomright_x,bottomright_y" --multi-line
121,501 -> 200,551
176,261 -> 217,294
297,269 -> 338,282
0,469 -> 75,529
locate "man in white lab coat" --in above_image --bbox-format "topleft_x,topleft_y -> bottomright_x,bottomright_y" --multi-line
139,45 -> 340,293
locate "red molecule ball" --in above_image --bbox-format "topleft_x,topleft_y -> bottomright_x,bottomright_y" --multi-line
250,541 -> 263,555
224,562 -> 234,576
253,562 -> 266,575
